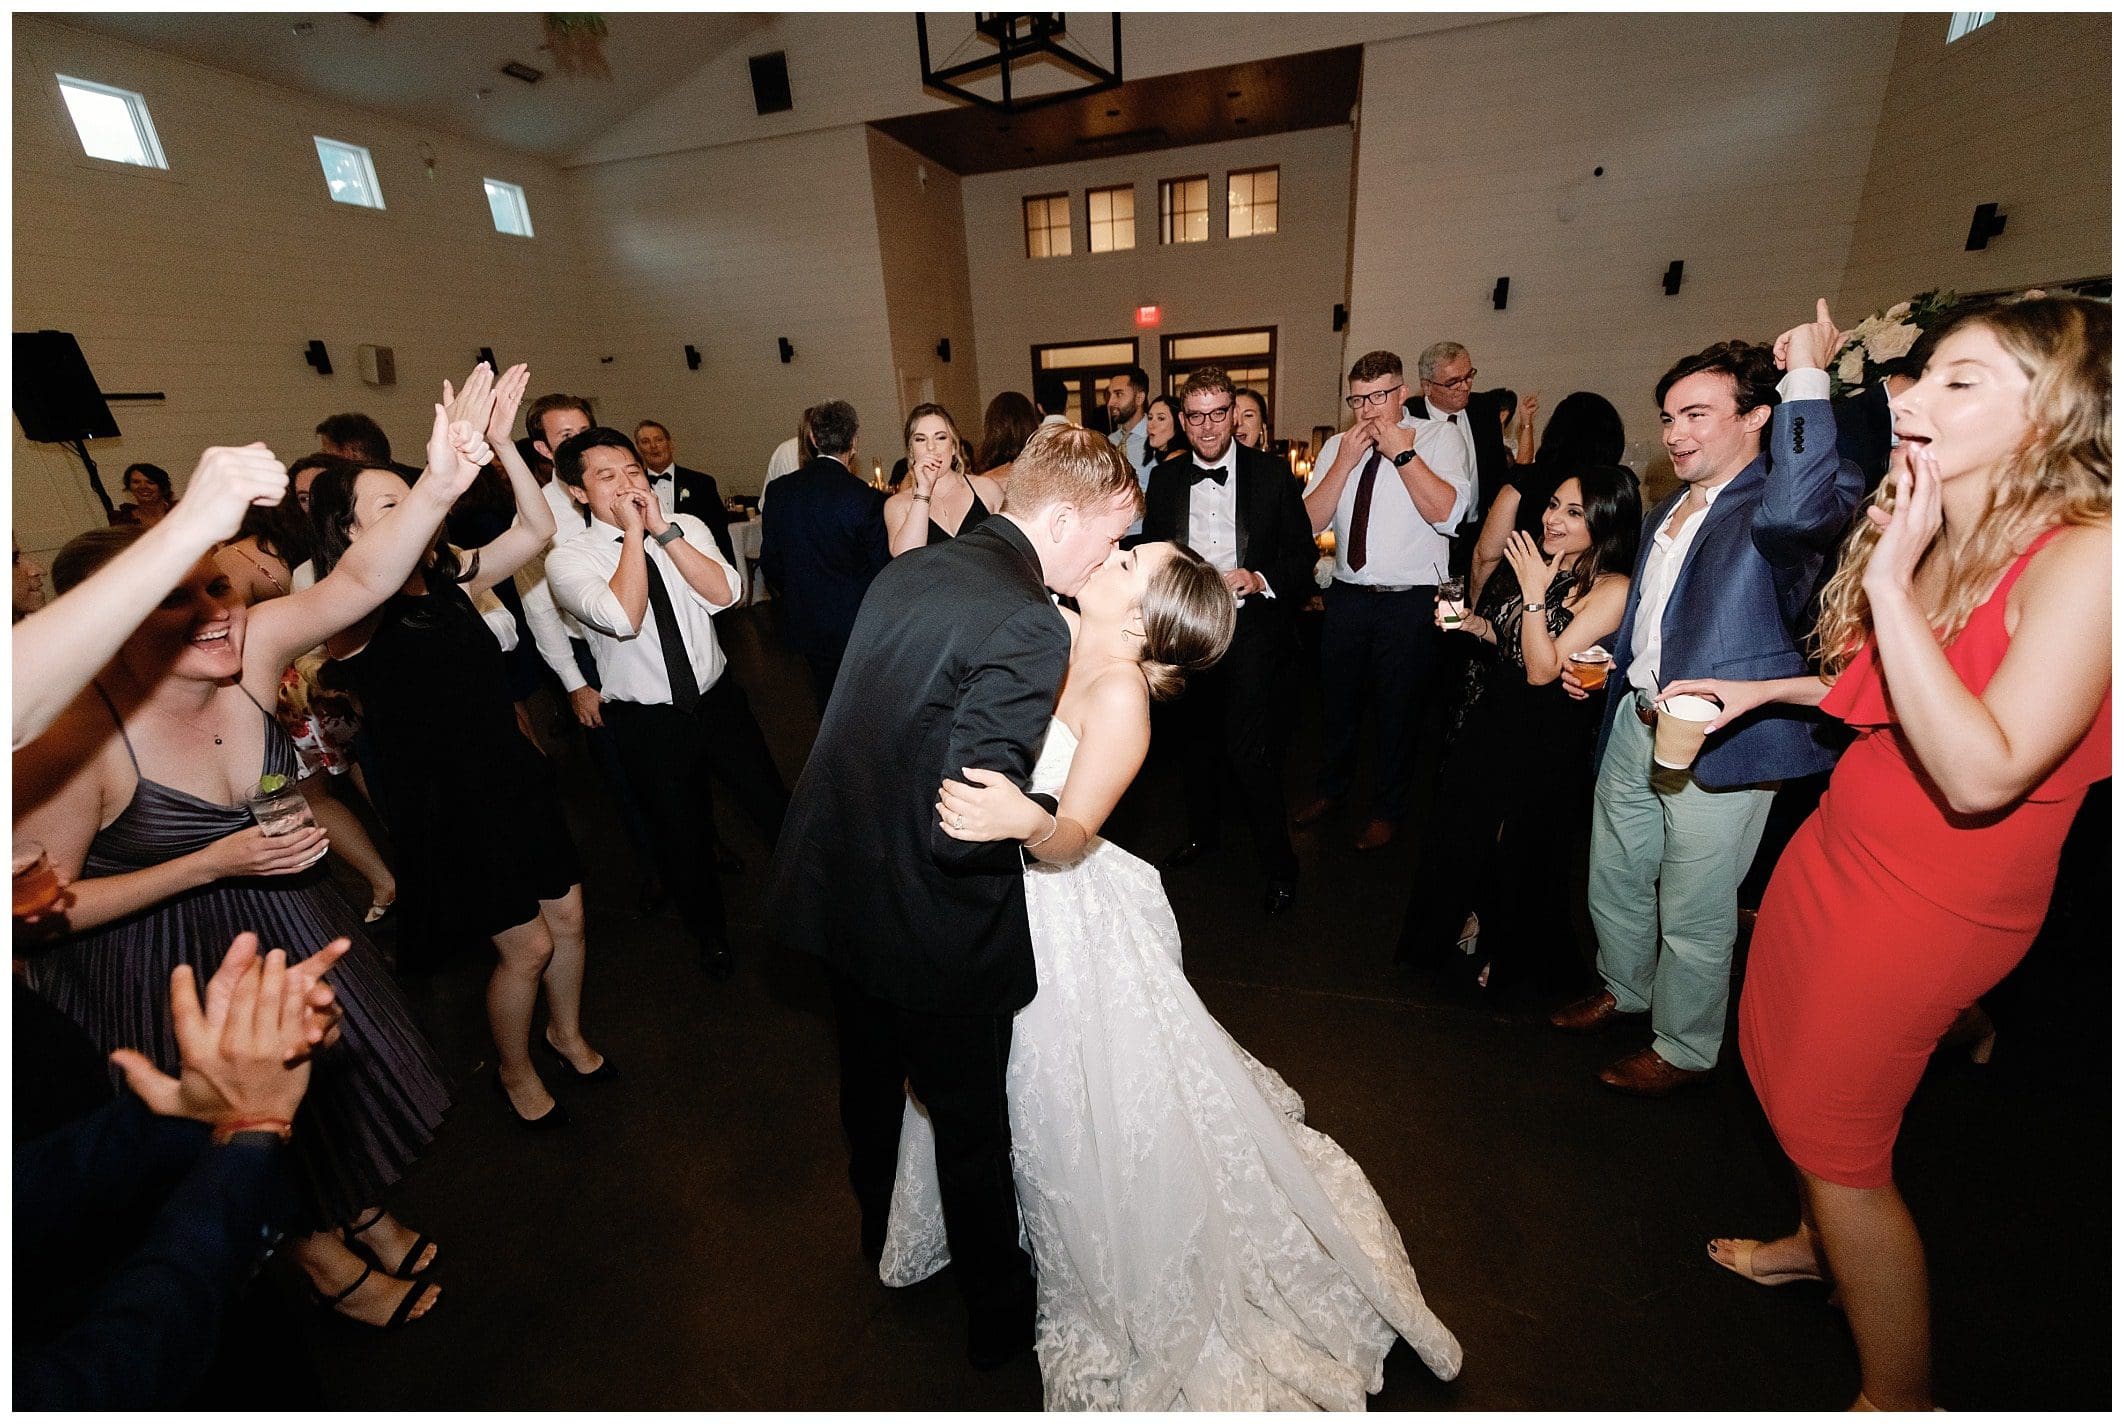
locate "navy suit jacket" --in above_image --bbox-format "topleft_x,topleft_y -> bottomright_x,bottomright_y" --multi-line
758,457 -> 890,659
1599,396 -> 1864,788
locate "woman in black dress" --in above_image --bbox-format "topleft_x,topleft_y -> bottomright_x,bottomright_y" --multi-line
15,385 -> 503,1329
310,365 -> 608,1130
1466,391 -> 1625,608
883,403 -> 1001,555
1395,465 -> 1641,1006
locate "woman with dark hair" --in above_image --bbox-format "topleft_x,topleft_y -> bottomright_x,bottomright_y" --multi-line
887,539 -> 1464,1406
975,391 -> 1040,496
1232,388 -> 1271,451
1396,464 -> 1642,1004
1468,391 -> 1626,605
113,463 -> 177,529
14,376 -> 501,1330
1142,393 -> 1190,466
309,367 -> 609,1130
1681,295 -> 2109,1411
884,403 -> 1001,555
214,497 -> 307,604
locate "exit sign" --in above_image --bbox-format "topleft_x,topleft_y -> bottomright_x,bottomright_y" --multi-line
1134,304 -> 1161,328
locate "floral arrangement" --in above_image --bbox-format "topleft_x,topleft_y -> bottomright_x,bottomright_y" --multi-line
1830,289 -> 1959,397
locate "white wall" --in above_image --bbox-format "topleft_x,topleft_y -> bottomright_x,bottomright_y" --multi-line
867,129 -> 983,437
1346,11 -> 1902,465
564,123 -> 902,494
12,16 -> 599,561
961,125 -> 1355,443
1837,11 -> 2112,318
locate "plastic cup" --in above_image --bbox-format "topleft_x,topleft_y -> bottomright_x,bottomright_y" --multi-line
1568,648 -> 1613,691
1437,576 -> 1466,629
13,840 -> 61,919
1652,694 -> 1721,770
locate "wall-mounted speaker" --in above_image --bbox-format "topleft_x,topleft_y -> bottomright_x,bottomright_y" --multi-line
684,343 -> 702,371
1661,260 -> 1684,297
358,343 -> 395,386
304,339 -> 333,375
477,346 -> 497,370
936,338 -> 952,363
778,337 -> 795,364
1965,202 -> 2008,251
749,51 -> 793,116
13,330 -> 120,442
1332,303 -> 1347,332
1491,277 -> 1510,311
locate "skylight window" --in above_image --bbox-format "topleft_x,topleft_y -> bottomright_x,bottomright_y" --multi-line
1947,13 -> 1997,42
314,136 -> 385,209
484,179 -> 534,237
57,75 -> 167,168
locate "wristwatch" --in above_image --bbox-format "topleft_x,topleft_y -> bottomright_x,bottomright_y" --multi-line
1390,448 -> 1419,468
652,525 -> 685,548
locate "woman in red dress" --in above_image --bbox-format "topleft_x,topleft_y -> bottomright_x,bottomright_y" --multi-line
1659,294 -> 2109,1410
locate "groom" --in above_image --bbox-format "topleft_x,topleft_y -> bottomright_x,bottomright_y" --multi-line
771,424 -> 1141,1368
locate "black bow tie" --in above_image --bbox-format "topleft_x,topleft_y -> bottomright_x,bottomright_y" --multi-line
1188,462 -> 1229,487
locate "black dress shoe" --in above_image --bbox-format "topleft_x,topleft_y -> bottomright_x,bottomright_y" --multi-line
698,944 -> 736,981
492,1071 -> 569,1130
1162,839 -> 1218,869
713,839 -> 745,875
539,1033 -> 618,1083
1263,881 -> 1297,916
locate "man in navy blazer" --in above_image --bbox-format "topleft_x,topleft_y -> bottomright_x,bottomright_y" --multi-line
1552,304 -> 1863,1096
758,400 -> 891,711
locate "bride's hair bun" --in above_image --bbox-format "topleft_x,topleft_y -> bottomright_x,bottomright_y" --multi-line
1139,543 -> 1236,700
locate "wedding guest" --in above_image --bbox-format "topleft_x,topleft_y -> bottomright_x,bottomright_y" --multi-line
547,426 -> 791,978
1468,392 -> 1626,606
311,367 -> 611,1127
976,391 -> 1041,494
1142,393 -> 1189,465
112,463 -> 176,529
1034,374 -> 1071,428
314,412 -> 393,465
760,401 -> 891,709
1485,386 -> 1519,455
1510,390 -> 1539,466
1141,367 -> 1318,913
214,501 -> 304,605
14,387 -> 493,1326
1688,295 -> 2108,1412
635,419 -> 737,563
1294,350 -> 1473,851
14,541 -> 47,622
885,404 -> 999,556
1105,365 -> 1154,484
1232,387 -> 1271,451
1397,467 -> 1639,1001
1404,342 -> 1510,572
761,409 -> 815,512
1549,304 -> 1864,1095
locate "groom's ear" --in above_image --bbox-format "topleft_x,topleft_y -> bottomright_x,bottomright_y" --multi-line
1046,502 -> 1076,543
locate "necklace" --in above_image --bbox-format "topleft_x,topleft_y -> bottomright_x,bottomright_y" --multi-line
143,696 -> 228,746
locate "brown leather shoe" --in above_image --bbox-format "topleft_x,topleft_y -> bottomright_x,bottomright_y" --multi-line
1352,818 -> 1395,851
1291,796 -> 1336,829
1549,989 -> 1630,1033
1598,1046 -> 1711,1097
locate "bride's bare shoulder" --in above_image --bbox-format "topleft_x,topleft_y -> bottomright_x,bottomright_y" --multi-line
1082,663 -> 1151,725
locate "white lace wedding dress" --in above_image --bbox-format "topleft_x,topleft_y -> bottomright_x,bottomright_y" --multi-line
880,718 -> 1463,1410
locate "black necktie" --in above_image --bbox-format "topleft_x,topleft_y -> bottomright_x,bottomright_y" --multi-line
1346,449 -> 1382,572
619,536 -> 701,713
1188,462 -> 1228,487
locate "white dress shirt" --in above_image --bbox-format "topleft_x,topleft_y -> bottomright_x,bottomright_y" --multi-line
1419,405 -> 1483,534
1185,440 -> 1242,576
645,465 -> 681,516
1306,414 -> 1470,587
761,436 -> 801,511
544,512 -> 740,706
1628,367 -> 1829,694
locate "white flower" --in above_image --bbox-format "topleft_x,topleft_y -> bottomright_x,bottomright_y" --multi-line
1884,301 -> 1912,321
1837,346 -> 1867,387
1865,322 -> 1920,363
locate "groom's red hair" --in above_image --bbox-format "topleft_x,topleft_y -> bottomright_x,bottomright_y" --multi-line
1001,424 -> 1143,519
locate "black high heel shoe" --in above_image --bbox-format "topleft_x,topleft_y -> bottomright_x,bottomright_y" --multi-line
539,1033 -> 618,1083
492,1069 -> 569,1130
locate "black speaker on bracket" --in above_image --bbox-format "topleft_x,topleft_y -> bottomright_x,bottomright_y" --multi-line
1965,202 -> 2008,251
13,330 -> 120,442
305,339 -> 333,375
1332,303 -> 1347,332
684,344 -> 702,371
936,338 -> 952,363
478,346 -> 497,369
750,51 -> 793,115
1661,260 -> 1684,297
1491,277 -> 1510,311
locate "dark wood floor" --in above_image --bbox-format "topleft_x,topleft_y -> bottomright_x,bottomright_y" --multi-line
287,604 -> 2110,1410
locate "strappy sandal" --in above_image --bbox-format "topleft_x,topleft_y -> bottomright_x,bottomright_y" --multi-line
343,1206 -> 438,1277
310,1260 -> 439,1330
1707,1236 -> 1824,1288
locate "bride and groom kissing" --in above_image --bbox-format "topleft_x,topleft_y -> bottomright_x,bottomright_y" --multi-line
771,423 -> 1461,1409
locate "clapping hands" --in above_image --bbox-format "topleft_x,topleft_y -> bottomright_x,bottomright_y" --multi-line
426,364 -> 500,498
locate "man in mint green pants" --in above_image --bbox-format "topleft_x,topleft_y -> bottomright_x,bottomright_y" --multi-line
1551,311 -> 1862,1095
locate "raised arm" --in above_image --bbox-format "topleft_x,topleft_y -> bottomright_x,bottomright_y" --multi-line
930,602 -> 1071,873
459,365 -> 557,596
1370,419 -> 1468,532
1754,300 -> 1865,568
1468,487 -> 1522,608
1302,426 -> 1370,534
12,447 -> 287,749
641,505 -> 736,611
939,669 -> 1148,865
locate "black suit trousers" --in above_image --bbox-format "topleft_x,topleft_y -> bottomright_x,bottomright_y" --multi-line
1173,602 -> 1299,880
828,969 -> 1035,1337
602,676 -> 789,950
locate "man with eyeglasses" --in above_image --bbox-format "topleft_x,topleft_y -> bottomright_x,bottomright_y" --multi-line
1294,350 -> 1472,852
1139,367 -> 1318,915
1405,341 -> 1510,576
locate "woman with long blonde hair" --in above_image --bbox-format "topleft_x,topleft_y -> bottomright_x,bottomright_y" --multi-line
1660,294 -> 2110,1409
882,403 -> 1000,555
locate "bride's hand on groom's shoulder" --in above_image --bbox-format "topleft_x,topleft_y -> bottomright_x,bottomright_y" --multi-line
938,768 -> 1039,843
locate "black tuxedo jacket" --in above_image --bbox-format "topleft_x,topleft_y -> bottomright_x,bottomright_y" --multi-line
1405,390 -> 1509,527
770,516 -> 1069,1015
758,457 -> 891,659
1834,381 -> 1895,498
1140,441 -> 1318,627
660,464 -> 736,562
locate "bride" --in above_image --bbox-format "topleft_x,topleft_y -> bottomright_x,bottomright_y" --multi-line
884,539 -> 1464,1410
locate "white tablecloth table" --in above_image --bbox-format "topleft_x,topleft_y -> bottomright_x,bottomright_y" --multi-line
728,513 -> 765,605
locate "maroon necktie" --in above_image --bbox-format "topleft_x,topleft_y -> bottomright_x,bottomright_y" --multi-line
1346,449 -> 1383,572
